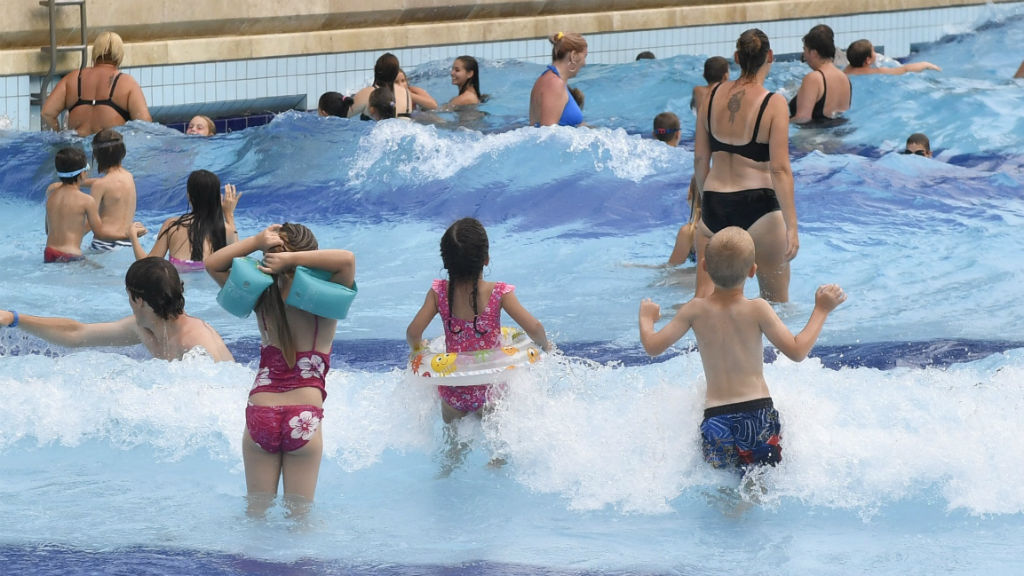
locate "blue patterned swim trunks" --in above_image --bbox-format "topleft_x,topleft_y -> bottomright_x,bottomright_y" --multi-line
699,397 -> 781,469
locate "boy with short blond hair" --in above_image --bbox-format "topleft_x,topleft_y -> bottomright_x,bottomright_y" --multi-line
639,226 -> 845,470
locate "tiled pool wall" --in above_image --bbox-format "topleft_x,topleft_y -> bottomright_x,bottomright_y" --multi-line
1,2 -> 1019,132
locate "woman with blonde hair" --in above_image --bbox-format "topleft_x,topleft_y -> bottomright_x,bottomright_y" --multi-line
529,32 -> 587,126
41,31 -> 151,136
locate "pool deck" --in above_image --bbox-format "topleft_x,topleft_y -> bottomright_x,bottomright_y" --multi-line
2,0 -> 1018,75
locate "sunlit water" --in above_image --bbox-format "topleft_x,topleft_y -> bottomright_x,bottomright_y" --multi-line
2,7 -> 1024,575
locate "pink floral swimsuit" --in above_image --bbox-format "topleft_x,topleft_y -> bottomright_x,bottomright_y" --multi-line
432,279 -> 514,413
245,315 -> 330,453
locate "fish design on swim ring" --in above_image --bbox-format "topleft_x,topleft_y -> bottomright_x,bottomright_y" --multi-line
430,353 -> 459,376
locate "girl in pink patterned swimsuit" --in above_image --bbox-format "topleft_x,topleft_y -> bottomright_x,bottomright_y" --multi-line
206,223 -> 356,516
407,218 -> 550,447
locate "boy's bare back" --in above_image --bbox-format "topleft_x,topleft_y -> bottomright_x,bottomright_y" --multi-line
45,182 -> 100,255
639,226 -> 845,408
89,167 -> 137,241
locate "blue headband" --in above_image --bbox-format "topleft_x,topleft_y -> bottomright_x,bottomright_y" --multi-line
57,163 -> 89,178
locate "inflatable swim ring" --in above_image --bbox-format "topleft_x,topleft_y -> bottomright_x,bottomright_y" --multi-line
285,266 -> 358,320
216,256 -> 273,318
409,326 -> 543,387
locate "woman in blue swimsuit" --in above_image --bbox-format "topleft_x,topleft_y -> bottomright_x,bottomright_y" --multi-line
693,29 -> 798,303
529,32 -> 587,127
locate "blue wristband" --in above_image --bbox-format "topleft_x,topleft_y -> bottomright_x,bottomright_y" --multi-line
8,310 -> 18,328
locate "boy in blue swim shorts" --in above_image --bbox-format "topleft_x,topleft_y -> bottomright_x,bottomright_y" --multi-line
638,227 -> 846,472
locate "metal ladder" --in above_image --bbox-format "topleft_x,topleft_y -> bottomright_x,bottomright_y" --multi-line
33,0 -> 88,114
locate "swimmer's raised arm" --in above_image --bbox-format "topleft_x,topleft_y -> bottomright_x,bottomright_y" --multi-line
638,298 -> 693,356
0,310 -> 140,348
759,284 -> 845,361
260,248 -> 355,288
204,224 -> 282,286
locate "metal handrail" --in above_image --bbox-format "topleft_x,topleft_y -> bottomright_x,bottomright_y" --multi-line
35,0 -> 88,123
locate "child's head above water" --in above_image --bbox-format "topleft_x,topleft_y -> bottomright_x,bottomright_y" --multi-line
440,217 -> 489,283
704,226 -> 756,289
55,147 -> 88,184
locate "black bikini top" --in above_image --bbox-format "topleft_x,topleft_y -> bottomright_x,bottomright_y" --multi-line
707,82 -> 773,163
68,71 -> 132,122
788,69 -> 852,122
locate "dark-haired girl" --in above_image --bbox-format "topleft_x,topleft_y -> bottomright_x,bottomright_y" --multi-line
131,169 -> 239,272
406,217 -> 550,428
447,56 -> 484,107
206,223 -> 356,515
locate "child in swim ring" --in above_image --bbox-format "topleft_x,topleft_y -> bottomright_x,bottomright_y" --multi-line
406,217 -> 550,471
205,223 -> 356,516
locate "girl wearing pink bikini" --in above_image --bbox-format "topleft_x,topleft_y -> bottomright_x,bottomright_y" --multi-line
406,218 -> 550,469
206,223 -> 356,516
130,169 -> 239,273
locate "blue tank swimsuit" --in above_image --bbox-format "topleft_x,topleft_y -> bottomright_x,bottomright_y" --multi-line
539,65 -> 583,127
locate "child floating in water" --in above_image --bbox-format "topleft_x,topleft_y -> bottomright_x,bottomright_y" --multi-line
406,217 -> 550,472
639,226 -> 845,473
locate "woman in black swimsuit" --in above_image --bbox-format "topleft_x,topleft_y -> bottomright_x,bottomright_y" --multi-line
347,53 -> 414,120
41,31 -> 151,137
790,24 -> 851,124
693,28 -> 798,303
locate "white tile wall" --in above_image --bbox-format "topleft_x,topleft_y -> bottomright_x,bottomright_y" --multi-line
2,1 -> 1020,130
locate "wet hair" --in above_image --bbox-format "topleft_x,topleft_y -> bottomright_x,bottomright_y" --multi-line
55,147 -> 87,184
159,169 -> 228,262
703,56 -> 730,83
906,132 -> 931,154
652,112 -> 680,142
803,24 -> 836,60
569,86 -> 584,110
846,39 -> 874,68
92,31 -> 125,67
369,86 -> 396,120
735,29 -> 771,78
454,55 -> 482,98
373,53 -> 400,89
440,217 -> 490,337
125,257 -> 185,320
190,115 -> 216,135
704,227 -> 755,289
318,91 -> 353,118
257,223 -> 319,368
636,51 -> 656,60
550,32 -> 587,62
91,129 -> 125,173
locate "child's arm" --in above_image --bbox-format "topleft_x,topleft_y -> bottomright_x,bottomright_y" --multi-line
221,184 -> 241,244
638,298 -> 693,356
205,224 -> 283,287
408,85 -> 438,110
760,284 -> 846,361
132,219 -> 172,260
406,290 -> 439,350
501,290 -> 550,351
0,310 -> 140,348
260,249 -> 356,289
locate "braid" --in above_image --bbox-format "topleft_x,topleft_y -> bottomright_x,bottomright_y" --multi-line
440,217 -> 490,336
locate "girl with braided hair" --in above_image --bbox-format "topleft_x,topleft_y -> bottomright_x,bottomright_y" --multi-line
407,217 -> 550,427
